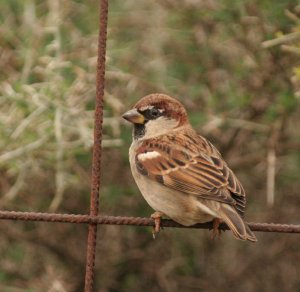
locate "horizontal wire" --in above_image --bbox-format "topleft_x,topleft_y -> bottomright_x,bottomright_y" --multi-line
0,210 -> 299,233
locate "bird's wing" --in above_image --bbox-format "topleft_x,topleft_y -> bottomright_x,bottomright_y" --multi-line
135,129 -> 245,215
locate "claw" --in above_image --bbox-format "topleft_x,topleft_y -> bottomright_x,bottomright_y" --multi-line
211,218 -> 222,240
151,211 -> 164,239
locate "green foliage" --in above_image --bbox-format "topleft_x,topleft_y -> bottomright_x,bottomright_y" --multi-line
0,0 -> 300,291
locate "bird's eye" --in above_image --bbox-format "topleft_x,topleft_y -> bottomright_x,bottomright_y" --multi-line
149,108 -> 160,118
140,107 -> 162,120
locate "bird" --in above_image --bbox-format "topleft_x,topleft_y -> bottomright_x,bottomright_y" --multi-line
122,93 -> 257,242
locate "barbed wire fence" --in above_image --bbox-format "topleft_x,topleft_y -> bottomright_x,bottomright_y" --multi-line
2,0 -> 300,291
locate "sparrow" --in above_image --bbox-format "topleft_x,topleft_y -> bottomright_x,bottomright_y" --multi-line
122,93 -> 257,242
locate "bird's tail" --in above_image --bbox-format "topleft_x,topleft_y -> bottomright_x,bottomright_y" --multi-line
218,205 -> 257,242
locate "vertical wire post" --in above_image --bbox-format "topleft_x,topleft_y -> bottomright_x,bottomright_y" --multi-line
84,0 -> 108,291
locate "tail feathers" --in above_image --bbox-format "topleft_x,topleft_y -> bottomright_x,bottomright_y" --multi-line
218,205 -> 257,243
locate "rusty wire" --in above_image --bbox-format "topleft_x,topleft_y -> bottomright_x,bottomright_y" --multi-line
84,0 -> 108,291
1,210 -> 300,233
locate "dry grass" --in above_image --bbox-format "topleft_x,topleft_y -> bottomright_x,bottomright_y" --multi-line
0,0 -> 300,291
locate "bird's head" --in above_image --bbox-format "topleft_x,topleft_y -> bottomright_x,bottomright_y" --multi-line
122,93 -> 189,140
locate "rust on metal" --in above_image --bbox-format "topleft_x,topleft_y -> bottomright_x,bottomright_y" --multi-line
0,211 -> 300,233
84,0 -> 109,291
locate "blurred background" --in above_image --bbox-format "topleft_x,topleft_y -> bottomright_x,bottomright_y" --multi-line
1,0 -> 300,291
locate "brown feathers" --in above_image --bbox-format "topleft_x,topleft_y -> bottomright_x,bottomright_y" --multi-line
218,205 -> 257,242
124,93 -> 257,242
135,128 -> 246,217
134,93 -> 188,126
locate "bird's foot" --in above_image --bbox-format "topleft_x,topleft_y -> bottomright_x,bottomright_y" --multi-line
151,211 -> 164,239
211,218 -> 222,240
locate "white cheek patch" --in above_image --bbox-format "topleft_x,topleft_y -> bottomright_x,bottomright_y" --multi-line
138,151 -> 161,161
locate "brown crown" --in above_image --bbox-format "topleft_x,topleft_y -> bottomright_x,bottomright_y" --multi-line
134,93 -> 189,125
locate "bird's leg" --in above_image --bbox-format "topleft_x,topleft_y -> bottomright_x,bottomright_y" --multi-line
211,218 -> 222,239
151,211 -> 164,239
